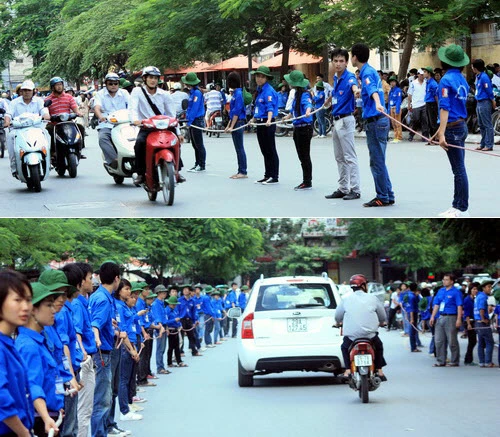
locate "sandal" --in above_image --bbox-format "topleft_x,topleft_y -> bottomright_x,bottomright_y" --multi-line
168,364 -> 178,368
178,362 -> 188,367
475,146 -> 484,150
158,369 -> 171,374
411,349 -> 422,352
446,363 -> 459,367
433,363 -> 446,367
486,363 -> 496,368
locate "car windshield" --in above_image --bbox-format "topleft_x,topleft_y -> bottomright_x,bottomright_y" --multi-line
255,283 -> 336,312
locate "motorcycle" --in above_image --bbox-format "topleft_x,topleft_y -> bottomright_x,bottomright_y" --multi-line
139,115 -> 181,206
347,337 -> 382,403
11,112 -> 51,192
102,109 -> 139,185
176,99 -> 190,143
207,109 -> 225,138
275,109 -> 293,137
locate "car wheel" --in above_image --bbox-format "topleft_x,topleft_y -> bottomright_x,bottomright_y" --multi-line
238,358 -> 254,387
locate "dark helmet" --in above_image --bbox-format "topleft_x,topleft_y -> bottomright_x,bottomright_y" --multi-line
349,274 -> 368,289
50,76 -> 64,88
65,86 -> 74,93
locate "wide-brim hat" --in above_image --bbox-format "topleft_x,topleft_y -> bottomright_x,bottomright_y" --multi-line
166,296 -> 179,305
131,282 -> 146,292
211,290 -> 221,296
32,282 -> 65,305
481,280 -> 494,287
250,66 -> 273,78
154,284 -> 168,294
423,66 -> 433,74
145,292 -> 157,299
284,70 -> 309,88
388,76 -> 398,83
204,285 -> 214,294
241,285 -> 249,291
39,269 -> 76,293
316,81 -> 324,89
438,44 -> 470,68
181,283 -> 193,290
181,72 -> 200,85
193,283 -> 203,290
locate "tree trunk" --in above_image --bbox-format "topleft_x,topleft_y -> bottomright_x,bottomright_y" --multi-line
247,27 -> 253,91
281,41 -> 291,80
397,23 -> 416,80
465,35 -> 472,82
321,45 -> 329,79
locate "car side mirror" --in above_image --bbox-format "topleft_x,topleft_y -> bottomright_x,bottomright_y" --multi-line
181,99 -> 188,110
44,100 -> 52,108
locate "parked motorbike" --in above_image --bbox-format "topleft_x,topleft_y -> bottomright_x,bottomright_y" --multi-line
177,99 -> 190,143
466,91 -> 480,135
275,109 -> 293,137
49,111 -> 82,178
207,109 -> 225,138
102,109 -> 139,184
0,108 -> 6,158
139,115 -> 181,206
11,113 -> 51,192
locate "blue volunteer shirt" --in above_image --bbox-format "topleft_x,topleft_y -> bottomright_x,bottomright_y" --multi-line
313,90 -> 325,109
291,91 -> 313,125
253,82 -> 278,119
433,286 -> 463,315
359,63 -> 385,118
332,69 -> 356,116
403,292 -> 418,314
165,306 -> 182,328
388,86 -> 402,114
229,88 -> 246,121
72,294 -> 97,355
192,295 -> 204,317
278,91 -> 288,109
44,324 -> 73,383
116,299 -> 136,344
225,291 -> 236,310
15,327 -> 64,412
211,298 -> 223,318
178,295 -> 198,321
463,295 -> 474,320
475,71 -> 494,101
186,87 -> 205,124
151,298 -> 167,325
238,292 -> 247,311
473,291 -> 489,321
0,333 -> 34,435
56,300 -> 83,371
88,285 -> 116,352
425,77 -> 439,103
438,69 -> 469,123
201,295 -> 215,318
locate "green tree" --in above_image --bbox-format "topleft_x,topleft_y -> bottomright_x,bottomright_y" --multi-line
276,244 -> 332,276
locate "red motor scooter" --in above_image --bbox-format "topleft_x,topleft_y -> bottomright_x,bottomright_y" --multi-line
140,115 -> 181,205
348,338 -> 382,403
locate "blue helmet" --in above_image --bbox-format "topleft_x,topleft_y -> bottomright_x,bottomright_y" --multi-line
50,76 -> 64,88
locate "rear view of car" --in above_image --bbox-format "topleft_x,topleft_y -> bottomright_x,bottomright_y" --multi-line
238,274 -> 343,387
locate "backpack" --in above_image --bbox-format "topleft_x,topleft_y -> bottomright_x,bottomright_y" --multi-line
242,87 -> 253,106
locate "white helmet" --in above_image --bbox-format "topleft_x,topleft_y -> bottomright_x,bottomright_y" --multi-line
172,82 -> 182,90
20,80 -> 35,91
142,66 -> 161,77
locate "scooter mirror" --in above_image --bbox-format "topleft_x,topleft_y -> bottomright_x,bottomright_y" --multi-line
0,108 -> 5,114
44,100 -> 52,108
181,99 -> 188,110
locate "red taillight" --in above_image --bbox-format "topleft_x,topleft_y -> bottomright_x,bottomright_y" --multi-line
356,343 -> 371,352
241,313 -> 254,339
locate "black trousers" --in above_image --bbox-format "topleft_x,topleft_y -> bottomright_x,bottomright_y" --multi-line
256,124 -> 279,179
138,328 -> 153,384
167,329 -> 182,365
293,125 -> 313,184
426,101 -> 439,137
133,128 -> 150,176
409,106 -> 429,139
387,307 -> 398,330
180,318 -> 198,354
464,321 -> 477,364
341,334 -> 386,370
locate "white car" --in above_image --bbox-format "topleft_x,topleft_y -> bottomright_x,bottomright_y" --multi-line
237,273 -> 343,387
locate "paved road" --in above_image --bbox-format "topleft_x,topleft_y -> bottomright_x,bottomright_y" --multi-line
1,127 -> 498,217
117,328 -> 497,437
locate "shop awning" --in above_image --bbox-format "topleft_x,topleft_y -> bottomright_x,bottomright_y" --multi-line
207,55 -> 259,71
259,50 -> 322,68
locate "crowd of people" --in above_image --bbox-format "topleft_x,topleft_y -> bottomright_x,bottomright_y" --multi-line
0,262 -> 249,437
385,274 -> 500,368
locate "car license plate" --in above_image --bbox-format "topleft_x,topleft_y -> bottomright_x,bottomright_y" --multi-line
287,318 -> 307,332
215,117 -> 222,123
354,354 -> 372,367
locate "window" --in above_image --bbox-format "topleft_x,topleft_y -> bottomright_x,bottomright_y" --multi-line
379,51 -> 392,71
255,283 -> 336,311
15,58 -> 23,64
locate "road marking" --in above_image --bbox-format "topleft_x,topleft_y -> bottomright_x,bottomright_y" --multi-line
44,201 -> 127,211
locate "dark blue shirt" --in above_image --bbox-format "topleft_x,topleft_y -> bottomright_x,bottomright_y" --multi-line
15,327 -> 64,412
187,87 -> 205,124
473,291 -> 488,321
291,91 -> 313,125
55,300 -> 83,371
0,332 -> 34,435
475,71 -> 494,101
425,77 -> 439,103
88,285 -> 115,352
332,69 -> 356,116
253,82 -> 278,119
438,69 -> 469,123
359,63 -> 385,118
229,88 -> 246,120
151,298 -> 167,325
463,295 -> 474,320
165,306 -> 182,328
433,286 -> 463,315
178,295 -> 198,321
388,86 -> 402,114
72,294 -> 97,355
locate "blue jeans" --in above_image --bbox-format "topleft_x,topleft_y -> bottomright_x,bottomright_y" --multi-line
409,312 -> 418,350
365,116 -> 394,202
61,372 -> 79,437
403,313 -> 410,335
156,330 -> 167,372
214,319 -> 221,343
197,313 -> 206,345
204,318 -> 213,345
231,120 -> 247,174
91,353 -> 112,437
444,122 -> 469,211
476,321 -> 494,364
118,349 -> 133,415
189,117 -> 206,168
105,348 -> 121,432
476,99 -> 494,149
316,108 -> 326,136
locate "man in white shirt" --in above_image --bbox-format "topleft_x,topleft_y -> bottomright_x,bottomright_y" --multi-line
94,73 -> 130,168
204,85 -> 223,125
170,83 -> 189,114
407,69 -> 429,141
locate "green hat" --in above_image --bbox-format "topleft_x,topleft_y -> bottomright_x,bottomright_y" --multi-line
284,70 -> 309,88
154,284 -> 168,294
204,285 -> 214,294
181,283 -> 193,290
145,291 -> 157,299
32,281 -> 65,305
211,289 -> 221,296
388,75 -> 398,82
241,285 -> 249,291
39,269 -> 76,293
481,280 -> 494,287
250,66 -> 273,78
193,283 -> 203,290
166,296 -> 179,305
423,66 -> 433,74
216,284 -> 228,290
438,44 -> 470,68
486,70 -> 493,79
277,83 -> 285,89
131,282 -> 146,292
181,72 -> 200,86
119,78 -> 132,89
316,81 -> 324,89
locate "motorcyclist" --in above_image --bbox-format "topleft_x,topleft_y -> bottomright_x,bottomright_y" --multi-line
204,84 -> 224,126
129,66 -> 184,185
93,72 -> 130,169
170,82 -> 189,114
4,80 -> 50,177
335,274 -> 387,380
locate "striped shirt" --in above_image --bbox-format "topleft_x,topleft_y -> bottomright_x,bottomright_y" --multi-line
44,92 -> 78,116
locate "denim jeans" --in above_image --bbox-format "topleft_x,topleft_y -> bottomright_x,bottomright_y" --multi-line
214,319 -> 221,343
444,122 -> 469,212
409,312 -> 418,351
403,312 -> 410,335
476,321 -> 494,364
189,117 -> 206,168
316,108 -> 326,136
231,121 -> 247,174
61,372 -> 79,437
365,116 -> 394,202
91,352 -> 112,437
204,318 -> 214,345
476,99 -> 494,149
156,331 -> 167,372
197,313 -> 206,345
105,347 -> 121,432
118,349 -> 134,415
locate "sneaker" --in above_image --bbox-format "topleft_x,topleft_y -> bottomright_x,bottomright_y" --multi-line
438,207 -> 470,218
313,135 -> 321,139
187,166 -> 197,172
464,362 -> 478,366
363,197 -> 390,207
343,191 -> 360,200
137,381 -> 156,387
325,189 -> 347,199
128,404 -> 144,412
120,412 -> 143,421
390,139 -> 400,143
133,174 -> 144,185
262,177 -> 279,184
177,174 -> 186,183
132,396 -> 147,403
193,165 -> 205,172
200,347 -> 207,352
114,427 -> 131,436
107,429 -> 125,436
294,183 -> 312,190
207,344 -> 216,348
254,177 -> 268,184
408,136 -> 414,142
147,374 -> 158,380
136,388 -> 146,393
